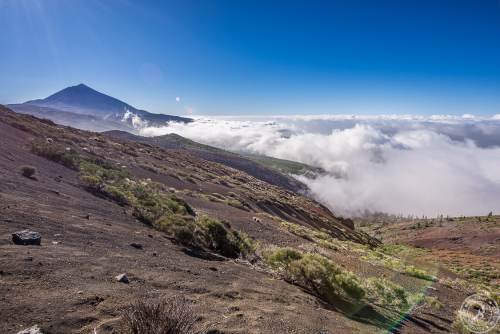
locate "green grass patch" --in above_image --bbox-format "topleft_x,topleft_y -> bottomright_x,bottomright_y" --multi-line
363,248 -> 436,281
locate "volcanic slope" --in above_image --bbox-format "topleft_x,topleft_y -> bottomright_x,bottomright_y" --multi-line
103,130 -> 309,193
0,105 -> 477,334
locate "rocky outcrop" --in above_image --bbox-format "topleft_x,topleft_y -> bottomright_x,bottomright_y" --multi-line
12,230 -> 41,246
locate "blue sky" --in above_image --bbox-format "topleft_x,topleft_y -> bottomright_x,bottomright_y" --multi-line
1,0 -> 500,116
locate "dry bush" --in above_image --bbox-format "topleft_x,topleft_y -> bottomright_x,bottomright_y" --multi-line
122,296 -> 205,334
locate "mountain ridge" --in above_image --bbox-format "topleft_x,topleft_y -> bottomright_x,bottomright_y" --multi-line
8,83 -> 191,130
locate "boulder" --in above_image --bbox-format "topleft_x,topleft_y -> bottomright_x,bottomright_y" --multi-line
115,273 -> 129,283
12,230 -> 41,245
17,325 -> 43,334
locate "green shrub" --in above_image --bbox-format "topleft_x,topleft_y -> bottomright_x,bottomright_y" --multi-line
80,174 -> 102,191
172,225 -> 196,246
404,265 -> 436,281
263,247 -> 303,270
334,271 -> 365,300
155,214 -> 253,258
364,277 -> 409,308
104,185 -> 131,206
425,296 -> 443,310
264,249 -> 364,303
196,216 -> 254,258
289,253 -> 365,302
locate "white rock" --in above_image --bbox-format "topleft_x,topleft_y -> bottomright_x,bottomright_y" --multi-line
17,325 -> 43,334
115,273 -> 129,283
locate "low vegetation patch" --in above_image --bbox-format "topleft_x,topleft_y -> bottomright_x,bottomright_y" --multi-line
31,141 -> 81,170
80,160 -> 254,258
122,296 -> 205,334
264,247 -> 434,313
363,277 -> 420,309
157,215 -> 255,258
362,248 -> 436,281
32,141 -> 254,259
280,220 -> 367,253
264,248 -> 365,304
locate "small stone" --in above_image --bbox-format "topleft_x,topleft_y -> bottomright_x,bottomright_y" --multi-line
130,243 -> 143,250
115,273 -> 129,284
12,230 -> 41,246
52,241 -> 59,245
152,251 -> 158,257
77,290 -> 83,294
16,325 -> 43,334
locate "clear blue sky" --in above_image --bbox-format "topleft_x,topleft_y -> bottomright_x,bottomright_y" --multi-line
1,0 -> 500,116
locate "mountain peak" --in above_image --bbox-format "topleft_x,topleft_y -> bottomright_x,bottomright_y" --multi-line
74,83 -> 90,88
63,83 -> 103,95
17,84 -> 193,126
25,83 -> 134,116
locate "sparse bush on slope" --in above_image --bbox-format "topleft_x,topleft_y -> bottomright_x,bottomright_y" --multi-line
280,220 -> 436,282
79,160 -> 254,258
363,277 -> 410,308
31,141 -> 80,170
263,248 -> 365,303
362,250 -> 436,281
263,247 -> 433,312
196,216 -> 255,258
122,296 -> 205,334
32,141 -> 254,259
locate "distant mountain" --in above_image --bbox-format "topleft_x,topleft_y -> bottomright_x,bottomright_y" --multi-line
8,84 -> 191,131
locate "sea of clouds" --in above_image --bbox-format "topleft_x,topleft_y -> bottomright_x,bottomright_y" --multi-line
137,114 -> 500,217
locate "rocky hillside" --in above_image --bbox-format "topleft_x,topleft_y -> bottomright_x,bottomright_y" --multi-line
104,130 -> 308,194
0,105 -> 490,334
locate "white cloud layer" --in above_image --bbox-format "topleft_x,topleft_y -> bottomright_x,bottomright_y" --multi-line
139,115 -> 500,217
